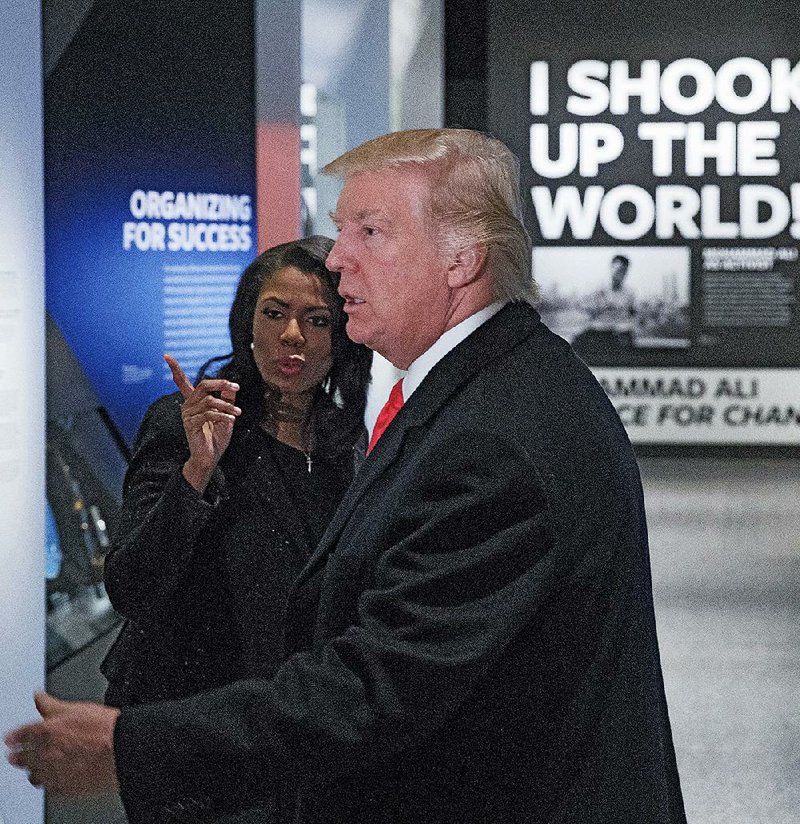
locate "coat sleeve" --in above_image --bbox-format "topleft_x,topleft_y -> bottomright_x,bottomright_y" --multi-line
113,428 -> 563,807
103,395 -> 225,622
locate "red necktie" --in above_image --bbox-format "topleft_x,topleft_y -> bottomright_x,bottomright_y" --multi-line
367,379 -> 404,454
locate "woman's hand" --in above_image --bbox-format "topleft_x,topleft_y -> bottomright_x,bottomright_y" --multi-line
164,354 -> 241,494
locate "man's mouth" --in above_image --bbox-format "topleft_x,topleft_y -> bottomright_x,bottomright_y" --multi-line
342,294 -> 366,308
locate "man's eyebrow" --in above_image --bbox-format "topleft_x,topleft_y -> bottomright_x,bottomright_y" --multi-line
329,208 -> 387,224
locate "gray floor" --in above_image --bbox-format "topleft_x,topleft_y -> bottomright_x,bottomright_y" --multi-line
46,457 -> 800,823
46,631 -> 127,824
642,457 -> 800,824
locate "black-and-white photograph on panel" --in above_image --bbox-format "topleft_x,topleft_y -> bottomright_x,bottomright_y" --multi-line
535,246 -> 691,360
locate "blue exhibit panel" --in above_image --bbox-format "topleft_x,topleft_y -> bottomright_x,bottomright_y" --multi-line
46,180 -> 255,442
44,0 -> 257,444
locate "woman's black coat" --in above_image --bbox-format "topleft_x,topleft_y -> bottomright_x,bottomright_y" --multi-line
101,392 -> 354,707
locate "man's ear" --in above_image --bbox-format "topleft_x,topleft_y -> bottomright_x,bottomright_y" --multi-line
446,243 -> 488,289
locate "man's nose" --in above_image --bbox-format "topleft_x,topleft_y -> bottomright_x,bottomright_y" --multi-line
326,234 -> 348,273
281,318 -> 304,345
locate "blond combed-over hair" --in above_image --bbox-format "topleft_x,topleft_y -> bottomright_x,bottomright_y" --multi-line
323,129 -> 537,304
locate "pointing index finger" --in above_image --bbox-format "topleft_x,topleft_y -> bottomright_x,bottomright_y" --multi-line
164,353 -> 194,399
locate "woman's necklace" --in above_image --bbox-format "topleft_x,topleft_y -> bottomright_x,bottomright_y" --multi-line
299,421 -> 315,473
261,394 -> 314,472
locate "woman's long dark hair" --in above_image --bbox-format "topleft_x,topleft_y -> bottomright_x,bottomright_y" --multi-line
197,235 -> 372,455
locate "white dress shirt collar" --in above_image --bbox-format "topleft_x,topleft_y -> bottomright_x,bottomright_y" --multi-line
403,301 -> 506,400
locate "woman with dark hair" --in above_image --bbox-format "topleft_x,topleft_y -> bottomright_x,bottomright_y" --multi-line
99,237 -> 371,819
210,234 -> 370,457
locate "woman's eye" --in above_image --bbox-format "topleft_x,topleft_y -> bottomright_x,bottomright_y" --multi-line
309,315 -> 331,328
263,308 -> 283,319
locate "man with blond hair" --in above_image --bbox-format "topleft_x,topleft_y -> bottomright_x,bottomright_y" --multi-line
7,128 -> 686,823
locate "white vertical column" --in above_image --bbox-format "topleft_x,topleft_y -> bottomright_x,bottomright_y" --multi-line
0,1 -> 46,822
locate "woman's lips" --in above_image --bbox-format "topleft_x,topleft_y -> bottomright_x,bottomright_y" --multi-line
277,356 -> 305,377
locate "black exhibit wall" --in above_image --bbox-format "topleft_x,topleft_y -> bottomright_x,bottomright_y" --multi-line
444,0 -> 488,131
447,0 -> 800,450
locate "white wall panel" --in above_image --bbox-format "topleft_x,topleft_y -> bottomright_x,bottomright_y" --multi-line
0,2 -> 46,822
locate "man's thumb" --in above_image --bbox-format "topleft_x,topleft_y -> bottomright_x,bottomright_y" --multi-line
34,691 -> 63,718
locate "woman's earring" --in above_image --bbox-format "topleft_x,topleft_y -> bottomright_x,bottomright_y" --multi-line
250,342 -> 255,350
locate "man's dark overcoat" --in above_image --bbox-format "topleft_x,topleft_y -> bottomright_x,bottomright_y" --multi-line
115,303 -> 686,824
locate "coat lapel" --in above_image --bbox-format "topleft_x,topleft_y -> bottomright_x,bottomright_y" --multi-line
292,303 -> 541,590
230,430 -> 311,560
